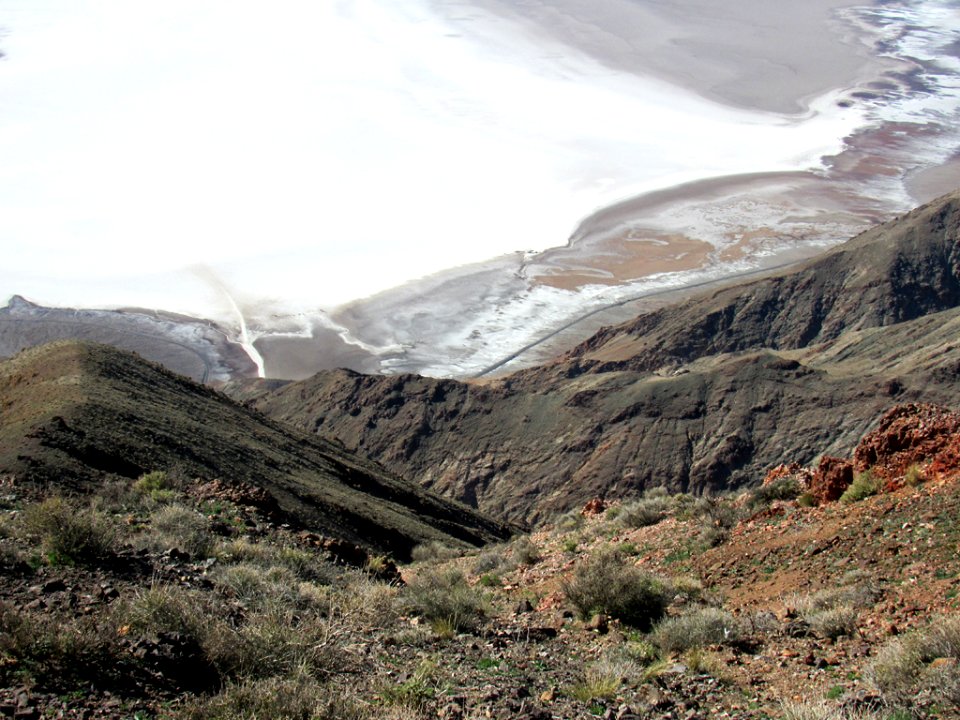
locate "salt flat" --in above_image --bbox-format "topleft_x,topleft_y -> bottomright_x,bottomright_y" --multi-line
1,0 -> 959,378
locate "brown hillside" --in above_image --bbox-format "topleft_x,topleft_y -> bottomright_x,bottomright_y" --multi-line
0,341 -> 510,558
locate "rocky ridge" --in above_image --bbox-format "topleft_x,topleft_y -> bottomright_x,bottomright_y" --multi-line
0,341 -> 510,558
233,193 -> 960,523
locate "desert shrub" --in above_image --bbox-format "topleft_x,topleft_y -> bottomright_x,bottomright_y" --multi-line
512,536 -> 541,565
807,605 -> 858,640
174,672 -> 368,720
21,497 -> 116,565
0,602 -> 122,689
749,476 -> 801,508
562,550 -> 669,630
380,658 -> 446,711
668,575 -> 705,602
333,572 -> 400,628
143,503 -> 215,558
797,492 -> 816,507
682,648 -> 729,681
779,700 -> 890,720
865,615 -> 960,708
567,656 -> 633,701
410,539 -> 461,563
133,470 -> 179,503
840,470 -> 879,504
120,584 -> 211,640
213,562 -> 321,611
652,607 -> 740,654
623,639 -> 659,666
693,497 -> 742,547
206,607 -> 338,680
472,549 -> 505,574
904,463 -> 927,487
218,538 -> 338,585
788,583 -> 876,641
554,509 -> 585,533
619,495 -> 672,528
403,568 -> 485,633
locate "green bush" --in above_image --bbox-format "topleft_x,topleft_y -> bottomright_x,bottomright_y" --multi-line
144,504 -> 215,558
403,568 -> 485,633
840,470 -> 879,504
21,497 -> 116,565
619,495 -> 672,528
512,536 -> 541,565
652,607 -> 740,654
133,470 -> 179,503
562,550 -> 669,630
748,476 -> 801,508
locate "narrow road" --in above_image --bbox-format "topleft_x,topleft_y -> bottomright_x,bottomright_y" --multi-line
471,260 -> 799,378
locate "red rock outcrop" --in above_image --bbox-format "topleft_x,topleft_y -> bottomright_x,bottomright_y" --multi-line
580,498 -> 607,516
762,463 -> 814,490
853,403 -> 960,490
809,456 -> 854,505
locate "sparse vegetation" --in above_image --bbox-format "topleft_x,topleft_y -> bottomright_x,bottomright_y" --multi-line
562,550 -> 669,629
140,503 -> 215,558
652,606 -> 740,654
21,497 -> 116,565
403,568 -> 485,633
840,469 -> 880,503
619,493 -> 672,528
904,463 -> 927,487
749,476 -> 801,508
410,540 -> 461,563
512,536 -> 541,565
567,657 -> 632,701
865,615 -> 960,708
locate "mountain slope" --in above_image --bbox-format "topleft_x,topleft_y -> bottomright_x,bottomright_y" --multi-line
0,341 -> 510,556
545,188 -> 960,375
234,190 -> 960,523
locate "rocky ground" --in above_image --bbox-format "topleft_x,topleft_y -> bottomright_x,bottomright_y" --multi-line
1,403 -> 959,719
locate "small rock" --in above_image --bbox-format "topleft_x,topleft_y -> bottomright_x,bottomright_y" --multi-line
587,613 -> 609,634
515,599 -> 534,615
41,579 -> 66,594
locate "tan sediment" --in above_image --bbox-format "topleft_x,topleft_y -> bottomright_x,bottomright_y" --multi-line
531,232 -> 714,291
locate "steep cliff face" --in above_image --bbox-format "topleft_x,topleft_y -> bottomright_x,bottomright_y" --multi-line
238,191 -> 960,524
